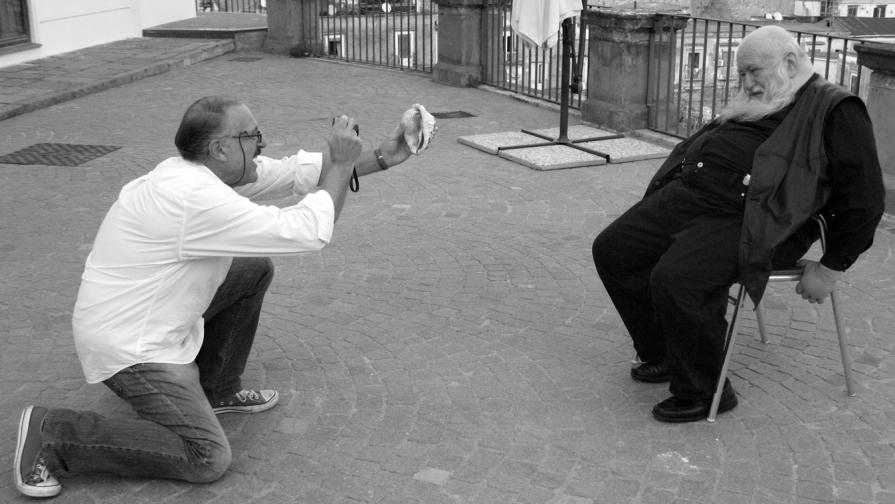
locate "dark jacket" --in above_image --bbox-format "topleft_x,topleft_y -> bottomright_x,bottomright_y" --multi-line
644,76 -> 862,303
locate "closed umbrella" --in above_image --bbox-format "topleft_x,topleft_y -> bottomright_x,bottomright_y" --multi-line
511,0 -> 583,49
503,0 -> 619,158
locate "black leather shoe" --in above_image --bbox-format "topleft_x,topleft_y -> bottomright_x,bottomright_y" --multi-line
652,381 -> 738,423
630,361 -> 670,383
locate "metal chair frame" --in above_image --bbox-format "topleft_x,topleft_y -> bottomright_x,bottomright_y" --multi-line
707,214 -> 857,422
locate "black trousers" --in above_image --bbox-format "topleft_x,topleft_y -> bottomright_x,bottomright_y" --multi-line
592,177 -> 806,400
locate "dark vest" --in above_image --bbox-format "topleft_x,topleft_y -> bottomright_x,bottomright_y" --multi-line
645,76 -> 857,303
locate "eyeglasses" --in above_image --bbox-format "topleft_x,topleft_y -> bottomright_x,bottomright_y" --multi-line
215,130 -> 263,144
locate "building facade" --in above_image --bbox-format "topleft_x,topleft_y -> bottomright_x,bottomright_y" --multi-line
0,0 -> 196,68
794,0 -> 895,17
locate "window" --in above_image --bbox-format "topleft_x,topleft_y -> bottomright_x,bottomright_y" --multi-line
0,0 -> 30,49
686,52 -> 701,79
395,30 -> 414,67
874,4 -> 886,17
324,34 -> 342,57
504,29 -> 516,61
847,4 -> 858,16
717,50 -> 731,68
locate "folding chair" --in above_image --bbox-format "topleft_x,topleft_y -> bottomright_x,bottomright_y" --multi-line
707,215 -> 856,422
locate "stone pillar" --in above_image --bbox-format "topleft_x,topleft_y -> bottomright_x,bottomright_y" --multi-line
264,0 -> 325,56
856,42 -> 895,180
580,9 -> 687,132
431,0 -> 485,87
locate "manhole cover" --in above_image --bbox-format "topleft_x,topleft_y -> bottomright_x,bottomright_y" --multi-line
0,143 -> 120,166
432,111 -> 475,119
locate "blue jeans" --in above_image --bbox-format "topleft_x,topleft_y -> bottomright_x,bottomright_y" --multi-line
39,257 -> 273,481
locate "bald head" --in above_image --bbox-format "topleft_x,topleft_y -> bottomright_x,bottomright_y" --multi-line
740,26 -> 807,63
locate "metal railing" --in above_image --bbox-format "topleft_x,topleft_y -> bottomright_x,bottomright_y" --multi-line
482,0 -> 588,109
649,16 -> 870,138
197,0 -> 267,13
196,0 -> 436,72
315,0 -> 437,72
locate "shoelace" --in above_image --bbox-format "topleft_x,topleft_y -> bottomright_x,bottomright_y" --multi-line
234,390 -> 260,403
25,457 -> 52,485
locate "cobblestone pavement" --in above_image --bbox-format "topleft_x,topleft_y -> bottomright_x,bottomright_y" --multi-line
1,41 -> 895,504
0,37 -> 235,122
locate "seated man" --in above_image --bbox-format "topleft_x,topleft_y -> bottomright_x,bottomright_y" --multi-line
592,26 -> 885,423
14,96 -> 430,497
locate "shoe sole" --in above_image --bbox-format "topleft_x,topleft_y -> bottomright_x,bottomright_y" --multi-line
14,406 -> 62,498
213,391 -> 280,415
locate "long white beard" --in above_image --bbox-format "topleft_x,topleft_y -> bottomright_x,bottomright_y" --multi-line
718,73 -> 797,123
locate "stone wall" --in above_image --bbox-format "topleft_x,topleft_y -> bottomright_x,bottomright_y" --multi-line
589,0 -> 795,19
856,43 -> 895,182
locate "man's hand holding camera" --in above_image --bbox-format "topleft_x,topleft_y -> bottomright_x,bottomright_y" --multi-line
317,105 -> 436,220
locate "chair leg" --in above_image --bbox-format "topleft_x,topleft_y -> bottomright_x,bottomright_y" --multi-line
709,284 -> 748,422
830,289 -> 857,396
755,299 -> 769,344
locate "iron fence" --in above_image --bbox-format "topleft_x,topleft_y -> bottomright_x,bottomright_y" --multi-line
195,0 -> 436,72
649,16 -> 870,138
482,0 -> 587,109
315,0 -> 437,72
197,0 -> 267,13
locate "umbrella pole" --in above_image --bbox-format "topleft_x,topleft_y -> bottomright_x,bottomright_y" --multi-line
558,17 -> 572,144
501,14 -> 623,161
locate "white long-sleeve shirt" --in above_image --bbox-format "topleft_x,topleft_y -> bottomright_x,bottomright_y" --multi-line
72,151 -> 333,383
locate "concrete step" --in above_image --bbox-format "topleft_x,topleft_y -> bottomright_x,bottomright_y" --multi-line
142,12 -> 268,51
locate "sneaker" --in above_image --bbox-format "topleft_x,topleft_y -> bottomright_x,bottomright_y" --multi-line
211,389 -> 279,415
14,406 -> 62,498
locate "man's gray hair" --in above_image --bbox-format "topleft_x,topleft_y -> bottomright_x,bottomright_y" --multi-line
174,96 -> 243,162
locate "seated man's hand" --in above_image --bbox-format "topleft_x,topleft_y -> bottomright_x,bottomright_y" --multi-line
794,260 -> 843,304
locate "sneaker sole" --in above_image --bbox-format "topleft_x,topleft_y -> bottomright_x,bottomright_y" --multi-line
14,406 -> 62,498
213,391 -> 280,415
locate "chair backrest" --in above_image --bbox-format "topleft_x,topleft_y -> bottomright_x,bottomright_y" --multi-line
813,214 -> 829,252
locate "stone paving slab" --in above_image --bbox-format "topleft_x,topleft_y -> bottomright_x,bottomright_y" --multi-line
579,137 -> 672,163
459,126 -> 669,170
526,124 -> 619,141
497,143 -> 608,170
457,131 -> 547,155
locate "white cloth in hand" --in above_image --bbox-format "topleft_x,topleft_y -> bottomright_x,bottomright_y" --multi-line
401,104 -> 436,154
